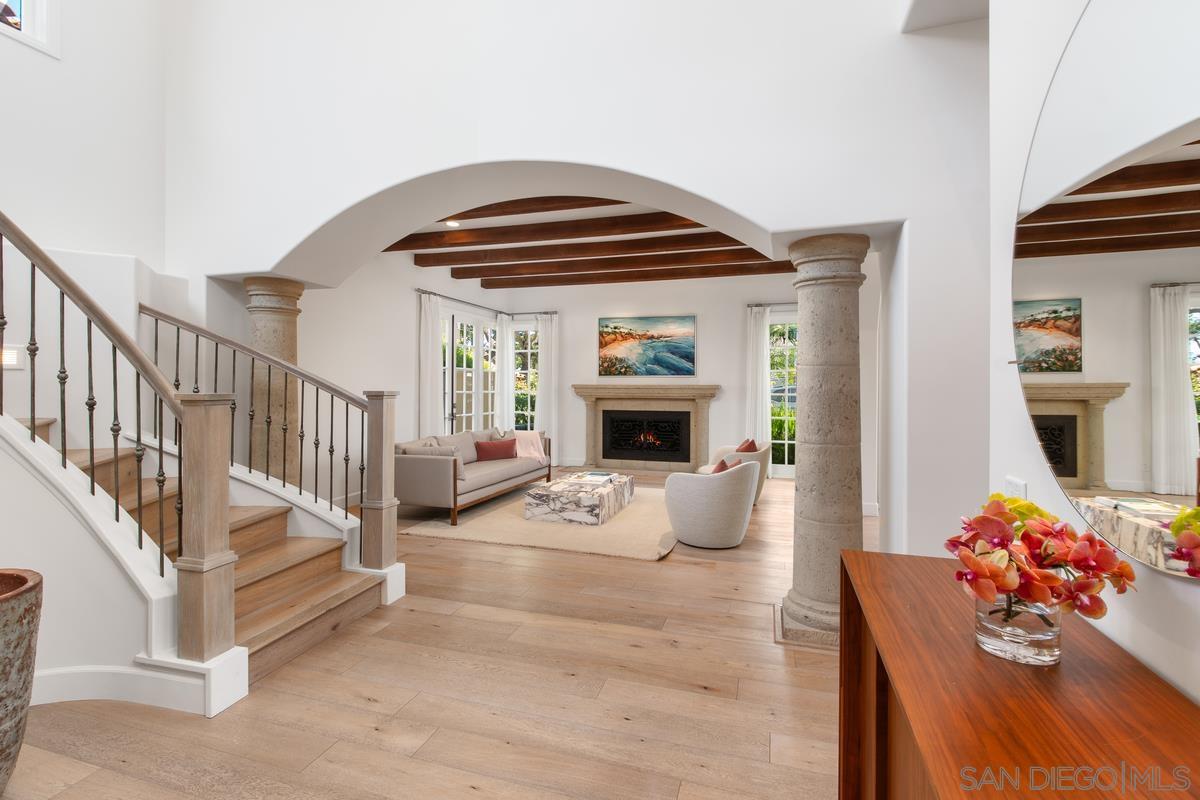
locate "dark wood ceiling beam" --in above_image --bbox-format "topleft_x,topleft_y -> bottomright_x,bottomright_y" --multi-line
413,231 -> 741,267
480,261 -> 794,289
1069,159 -> 1200,195
438,196 -> 626,222
1015,211 -> 1200,244
1019,190 -> 1200,224
1015,230 -> 1200,258
387,211 -> 700,251
450,248 -> 769,279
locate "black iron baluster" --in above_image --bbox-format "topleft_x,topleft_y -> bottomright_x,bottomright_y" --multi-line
26,262 -> 37,441
298,380 -> 305,496
265,364 -> 272,479
151,319 -> 159,439
343,403 -> 350,519
0,233 -> 6,415
212,340 -> 219,393
57,291 -> 67,467
135,375 -> 145,549
111,344 -> 121,521
229,351 -> 236,466
86,320 -> 96,495
281,373 -> 288,487
312,389 -> 320,503
358,408 -> 365,520
156,396 -> 166,577
247,357 -> 255,474
328,396 -> 335,511
192,332 -> 200,393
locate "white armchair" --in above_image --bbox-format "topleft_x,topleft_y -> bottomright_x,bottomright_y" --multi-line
699,443 -> 771,504
665,461 -> 760,549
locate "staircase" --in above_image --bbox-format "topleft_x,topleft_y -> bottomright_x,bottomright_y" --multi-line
64,442 -> 383,682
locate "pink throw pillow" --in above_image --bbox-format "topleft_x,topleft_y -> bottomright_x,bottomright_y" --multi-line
736,439 -> 758,453
712,458 -> 742,474
475,438 -> 517,461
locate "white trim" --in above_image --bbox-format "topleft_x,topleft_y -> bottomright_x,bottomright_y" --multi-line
0,0 -> 61,58
345,562 -> 406,604
862,502 -> 880,517
1103,479 -> 1152,493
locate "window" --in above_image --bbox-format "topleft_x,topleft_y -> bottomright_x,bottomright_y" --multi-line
1,1 -> 21,30
444,315 -> 497,434
514,327 -> 539,431
769,321 -> 798,476
1190,309 -> 1199,423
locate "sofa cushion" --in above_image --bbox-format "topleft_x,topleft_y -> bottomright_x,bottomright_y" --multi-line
435,431 -> 479,464
395,436 -> 437,454
457,457 -> 544,493
471,427 -> 501,444
476,438 -> 517,461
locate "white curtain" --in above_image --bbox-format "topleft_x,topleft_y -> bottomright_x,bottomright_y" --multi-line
1149,285 -> 1199,495
535,313 -> 559,465
417,293 -> 445,437
745,306 -> 771,448
495,313 -> 515,432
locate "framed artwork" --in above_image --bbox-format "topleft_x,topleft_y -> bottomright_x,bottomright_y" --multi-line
598,315 -> 696,376
1013,298 -> 1082,373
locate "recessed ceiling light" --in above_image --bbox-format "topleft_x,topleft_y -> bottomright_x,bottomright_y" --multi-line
445,219 -> 460,228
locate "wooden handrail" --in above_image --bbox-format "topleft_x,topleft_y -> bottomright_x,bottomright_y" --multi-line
0,210 -> 183,417
138,303 -> 368,411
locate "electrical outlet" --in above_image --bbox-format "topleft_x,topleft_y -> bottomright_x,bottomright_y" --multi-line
1004,476 -> 1028,499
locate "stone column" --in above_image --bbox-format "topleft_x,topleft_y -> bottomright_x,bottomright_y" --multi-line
1086,400 -> 1109,490
244,277 -> 304,482
781,233 -> 870,646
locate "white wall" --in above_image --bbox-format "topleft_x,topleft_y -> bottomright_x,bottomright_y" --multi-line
301,258 -> 881,512
0,0 -> 166,268
164,1 -> 988,551
1015,250 -> 1200,491
991,0 -> 1200,700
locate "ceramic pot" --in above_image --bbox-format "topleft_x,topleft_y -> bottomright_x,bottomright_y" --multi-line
0,569 -> 43,795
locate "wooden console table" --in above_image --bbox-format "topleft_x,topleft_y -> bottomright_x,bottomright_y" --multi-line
840,551 -> 1200,798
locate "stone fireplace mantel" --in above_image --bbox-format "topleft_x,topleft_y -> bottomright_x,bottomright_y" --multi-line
572,384 -> 720,472
1021,382 -> 1129,490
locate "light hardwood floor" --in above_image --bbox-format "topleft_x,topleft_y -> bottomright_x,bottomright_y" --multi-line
8,473 -> 875,800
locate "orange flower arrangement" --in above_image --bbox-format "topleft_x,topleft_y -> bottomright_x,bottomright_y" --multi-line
947,495 -> 1135,621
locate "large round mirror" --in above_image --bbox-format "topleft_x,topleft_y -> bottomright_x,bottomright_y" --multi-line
1015,140 -> 1200,581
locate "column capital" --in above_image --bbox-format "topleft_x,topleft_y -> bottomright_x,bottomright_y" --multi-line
243,276 -> 306,316
788,234 -> 870,290
364,390 -> 401,399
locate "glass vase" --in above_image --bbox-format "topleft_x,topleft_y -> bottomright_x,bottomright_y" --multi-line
974,594 -> 1061,665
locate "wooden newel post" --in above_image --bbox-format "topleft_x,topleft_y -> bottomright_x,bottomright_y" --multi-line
361,390 -> 399,570
175,393 -> 237,662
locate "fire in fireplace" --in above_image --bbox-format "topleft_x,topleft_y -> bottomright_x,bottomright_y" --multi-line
602,410 -> 691,463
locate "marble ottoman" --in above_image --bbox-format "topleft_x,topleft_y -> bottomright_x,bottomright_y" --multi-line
524,473 -> 635,525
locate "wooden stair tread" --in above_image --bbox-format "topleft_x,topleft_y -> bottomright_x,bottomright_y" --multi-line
234,536 -> 343,589
117,476 -> 180,509
67,447 -> 137,470
235,572 -> 382,653
229,505 -> 290,532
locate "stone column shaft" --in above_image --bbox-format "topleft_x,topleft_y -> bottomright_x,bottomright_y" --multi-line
781,233 -> 870,646
244,277 -> 304,482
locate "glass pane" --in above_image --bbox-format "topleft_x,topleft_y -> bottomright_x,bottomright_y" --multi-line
514,330 -> 528,349
770,347 -> 789,371
786,443 -> 796,465
515,352 -> 528,371
771,442 -> 786,465
788,324 -> 798,342
529,332 -> 539,348
528,369 -> 539,393
530,351 -> 539,370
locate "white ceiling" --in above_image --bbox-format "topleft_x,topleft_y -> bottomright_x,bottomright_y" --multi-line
901,0 -> 989,33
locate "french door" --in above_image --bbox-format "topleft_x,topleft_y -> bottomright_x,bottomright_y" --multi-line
769,320 -> 798,478
447,315 -> 497,434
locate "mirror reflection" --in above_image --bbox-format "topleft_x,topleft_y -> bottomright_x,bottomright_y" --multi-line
1015,139 -> 1200,581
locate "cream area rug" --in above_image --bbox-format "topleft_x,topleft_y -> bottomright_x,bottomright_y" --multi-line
401,487 -> 677,561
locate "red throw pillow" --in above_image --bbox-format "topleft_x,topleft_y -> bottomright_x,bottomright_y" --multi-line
475,438 -> 517,461
736,439 -> 758,453
712,458 -> 742,474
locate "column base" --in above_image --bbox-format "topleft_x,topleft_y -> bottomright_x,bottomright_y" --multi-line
778,589 -> 841,648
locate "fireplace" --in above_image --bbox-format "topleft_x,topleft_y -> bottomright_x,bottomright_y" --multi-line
1032,414 -> 1078,479
602,410 -> 691,464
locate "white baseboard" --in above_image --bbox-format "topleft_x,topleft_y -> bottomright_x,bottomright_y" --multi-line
1103,479 -> 1150,493
862,502 -> 880,517
346,562 -> 406,604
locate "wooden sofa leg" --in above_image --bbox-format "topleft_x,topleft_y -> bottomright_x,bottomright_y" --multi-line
450,507 -> 459,526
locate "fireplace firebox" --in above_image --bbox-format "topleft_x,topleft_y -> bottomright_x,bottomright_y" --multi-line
1032,414 -> 1078,478
602,410 -> 691,463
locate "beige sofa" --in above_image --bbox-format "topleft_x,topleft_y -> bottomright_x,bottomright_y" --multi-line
395,428 -> 550,524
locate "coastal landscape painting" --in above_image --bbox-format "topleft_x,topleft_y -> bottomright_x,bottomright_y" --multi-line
598,316 -> 696,376
1013,298 -> 1082,373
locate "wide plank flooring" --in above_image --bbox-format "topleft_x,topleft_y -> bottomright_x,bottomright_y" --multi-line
8,473 -> 876,800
